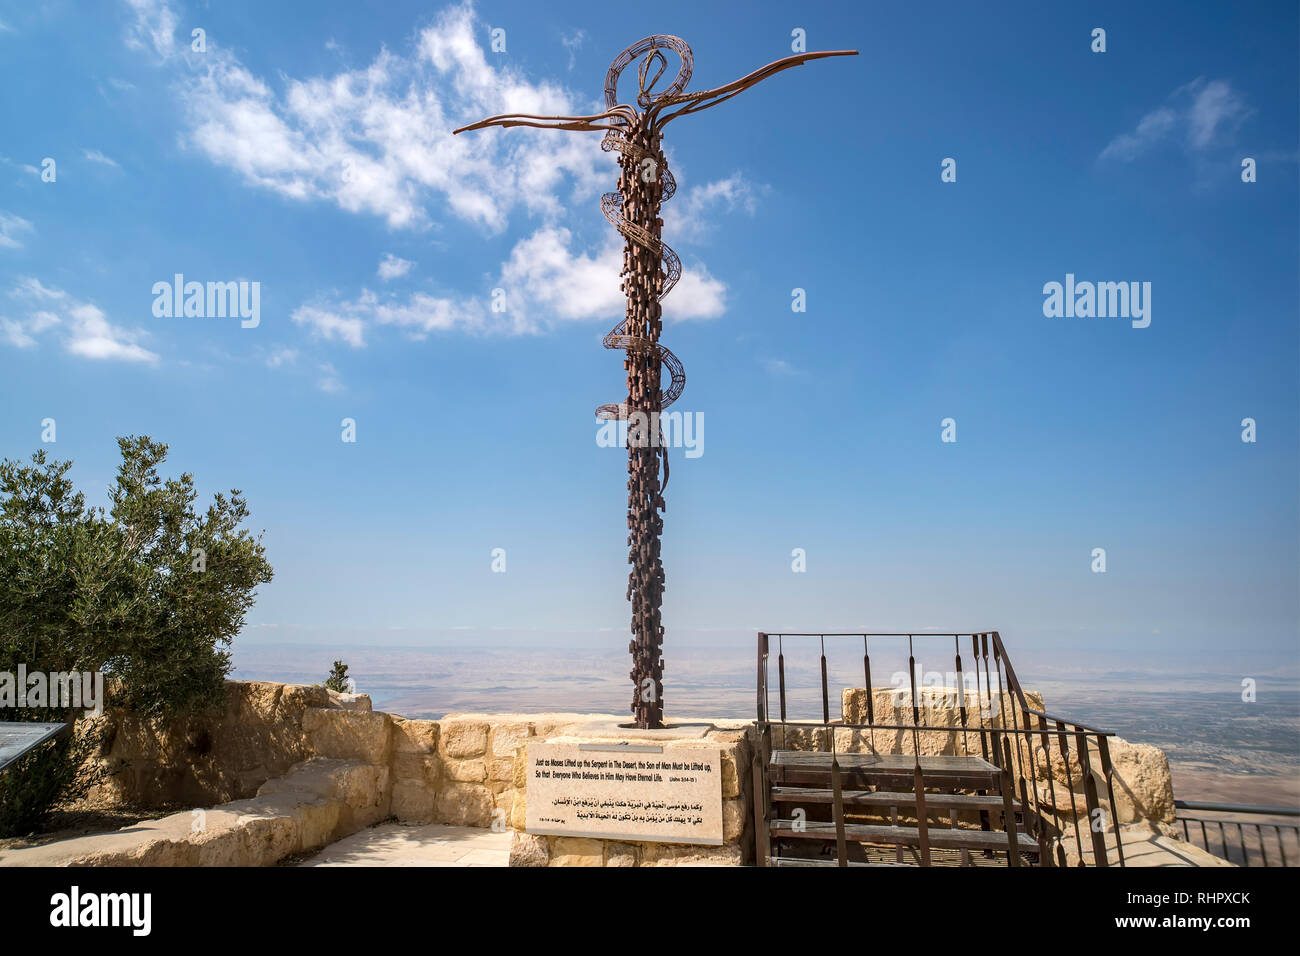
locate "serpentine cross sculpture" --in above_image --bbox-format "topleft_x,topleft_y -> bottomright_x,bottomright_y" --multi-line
455,36 -> 856,728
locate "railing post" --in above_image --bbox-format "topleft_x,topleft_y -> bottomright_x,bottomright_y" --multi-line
862,636 -> 876,754
1096,736 -> 1125,867
1055,720 -> 1086,865
778,637 -> 787,724
1078,733 -> 1109,867
907,636 -> 931,865
752,724 -> 771,866
999,737 -> 1022,866
1036,713 -> 1066,867
819,635 -> 829,726
831,750 -> 848,867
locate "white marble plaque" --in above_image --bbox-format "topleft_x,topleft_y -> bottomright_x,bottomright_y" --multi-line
525,742 -> 724,845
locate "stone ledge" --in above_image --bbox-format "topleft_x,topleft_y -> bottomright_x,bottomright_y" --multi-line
0,757 -> 386,868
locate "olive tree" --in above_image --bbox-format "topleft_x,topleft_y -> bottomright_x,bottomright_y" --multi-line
0,436 -> 272,835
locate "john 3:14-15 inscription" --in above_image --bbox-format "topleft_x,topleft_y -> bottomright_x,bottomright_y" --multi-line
525,742 -> 724,845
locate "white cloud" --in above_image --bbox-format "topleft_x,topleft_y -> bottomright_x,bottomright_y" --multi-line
2,311 -> 58,349
296,222 -> 728,349
377,253 -> 414,280
132,1 -> 736,355
0,212 -> 33,249
497,226 -> 727,328
317,361 -> 344,393
663,263 -> 727,320
664,173 -> 762,242
12,276 -> 63,300
265,345 -> 299,368
83,148 -> 121,168
174,2 -> 607,231
1100,79 -> 1251,162
7,277 -> 158,363
499,227 -> 623,324
291,301 -> 367,348
371,291 -> 486,336
560,30 -> 585,70
762,357 -> 796,376
123,0 -> 178,58
294,286 -> 489,345
1187,79 -> 1250,148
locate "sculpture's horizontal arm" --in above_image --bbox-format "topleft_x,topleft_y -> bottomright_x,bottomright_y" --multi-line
453,107 -> 631,135
657,49 -> 857,125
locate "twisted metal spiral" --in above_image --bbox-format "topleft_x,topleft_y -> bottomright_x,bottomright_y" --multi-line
593,37 -> 689,423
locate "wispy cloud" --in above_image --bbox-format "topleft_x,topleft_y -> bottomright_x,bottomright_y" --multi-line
171,1 -> 607,231
762,357 -> 798,376
0,212 -> 33,249
265,345 -> 299,368
6,277 -> 159,363
294,218 -> 730,348
0,156 -> 41,179
1,310 -> 57,349
122,0 -> 179,59
317,361 -> 344,393
83,148 -> 121,168
560,29 -> 585,71
291,300 -> 368,348
377,253 -> 414,281
665,173 -> 764,242
127,1 -> 735,354
1100,78 -> 1251,162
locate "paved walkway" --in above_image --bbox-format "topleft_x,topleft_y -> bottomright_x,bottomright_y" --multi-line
297,823 -> 511,867
1063,823 -> 1235,867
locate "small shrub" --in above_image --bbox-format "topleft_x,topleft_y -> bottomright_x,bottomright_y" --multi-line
324,661 -> 352,694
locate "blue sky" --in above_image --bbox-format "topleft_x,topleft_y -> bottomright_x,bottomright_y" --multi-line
1,1 -> 1296,675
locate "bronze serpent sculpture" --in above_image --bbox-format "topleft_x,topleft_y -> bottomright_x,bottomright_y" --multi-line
455,36 -> 856,728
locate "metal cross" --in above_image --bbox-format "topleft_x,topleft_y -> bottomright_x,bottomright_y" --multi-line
456,36 -> 856,728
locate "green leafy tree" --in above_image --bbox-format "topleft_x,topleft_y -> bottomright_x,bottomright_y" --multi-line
323,661 -> 352,694
0,437 -> 273,835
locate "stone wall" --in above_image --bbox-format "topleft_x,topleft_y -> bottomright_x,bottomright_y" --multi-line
53,679 -> 1175,866
833,686 -> 1175,827
68,683 -> 757,867
78,681 -> 369,807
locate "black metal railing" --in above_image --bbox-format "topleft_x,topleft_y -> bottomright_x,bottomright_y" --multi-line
1174,800 -> 1299,866
754,631 -> 1127,867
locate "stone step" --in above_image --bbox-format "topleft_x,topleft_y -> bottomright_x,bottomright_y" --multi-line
0,757 -> 388,867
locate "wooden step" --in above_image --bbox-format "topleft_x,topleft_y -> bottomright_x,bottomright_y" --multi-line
770,856 -> 904,867
770,750 -> 1004,790
770,818 -> 1039,852
770,786 -> 1017,812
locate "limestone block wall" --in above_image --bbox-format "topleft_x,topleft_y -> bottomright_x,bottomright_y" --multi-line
78,681 -> 373,807
72,684 -> 759,866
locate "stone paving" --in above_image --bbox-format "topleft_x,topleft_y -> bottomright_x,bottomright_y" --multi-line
297,822 -> 511,867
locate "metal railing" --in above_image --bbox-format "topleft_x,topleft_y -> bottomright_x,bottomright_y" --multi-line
1174,800 -> 1299,866
754,631 -> 1126,866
